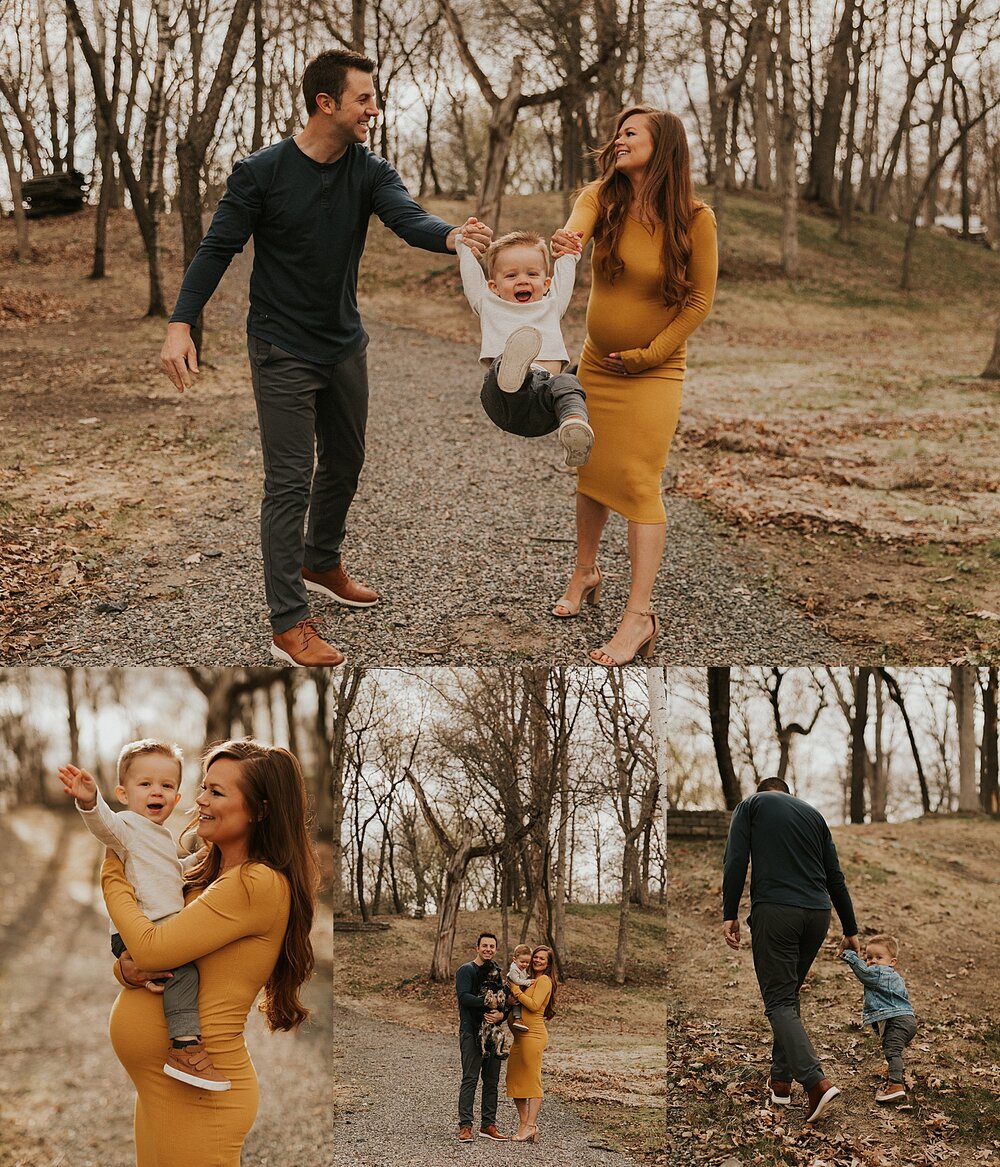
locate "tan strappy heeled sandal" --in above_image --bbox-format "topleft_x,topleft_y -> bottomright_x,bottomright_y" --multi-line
551,565 -> 602,618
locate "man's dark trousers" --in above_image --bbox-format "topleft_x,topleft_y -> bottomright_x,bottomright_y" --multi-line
248,336 -> 368,633
749,902 -> 831,1090
458,1030 -> 501,1128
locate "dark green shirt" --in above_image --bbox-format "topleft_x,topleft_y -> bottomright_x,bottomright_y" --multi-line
722,791 -> 858,933
170,138 -> 455,363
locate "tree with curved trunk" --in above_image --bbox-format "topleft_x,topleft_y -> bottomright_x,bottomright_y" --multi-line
406,766 -> 536,981
65,0 -> 167,314
708,667 -> 742,809
174,0 -> 254,352
438,0 -> 610,227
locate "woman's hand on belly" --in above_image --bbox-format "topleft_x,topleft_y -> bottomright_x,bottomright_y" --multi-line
601,352 -> 627,375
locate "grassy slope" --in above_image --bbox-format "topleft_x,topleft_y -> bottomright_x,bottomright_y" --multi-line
667,816 -> 1000,1166
334,902 -> 668,1160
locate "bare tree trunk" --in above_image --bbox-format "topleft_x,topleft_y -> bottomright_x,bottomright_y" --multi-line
776,0 -> 798,276
175,0 -> 254,351
352,0 -> 366,52
708,668 -> 742,809
65,0 -> 166,314
877,669 -> 931,814
751,15 -> 772,190
0,77 -> 45,176
65,12 -> 77,169
980,316 -> 1000,379
36,0 -> 63,171
850,668 -> 870,823
807,0 -> 861,209
980,668 -> 999,814
870,672 -> 888,821
251,0 -> 265,153
951,666 -> 978,812
0,113 -> 31,260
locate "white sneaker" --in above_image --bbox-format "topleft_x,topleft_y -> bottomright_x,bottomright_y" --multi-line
557,418 -> 594,466
497,327 -> 542,392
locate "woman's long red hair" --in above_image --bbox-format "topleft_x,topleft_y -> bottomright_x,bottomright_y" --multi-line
183,739 -> 320,1032
532,945 -> 557,1020
591,106 -> 705,306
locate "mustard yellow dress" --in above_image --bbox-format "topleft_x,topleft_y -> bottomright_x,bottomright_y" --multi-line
505,974 -> 552,1099
101,857 -> 291,1167
565,185 -> 718,523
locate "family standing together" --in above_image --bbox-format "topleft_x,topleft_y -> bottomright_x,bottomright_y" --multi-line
159,48 -> 718,668
455,933 -> 557,1143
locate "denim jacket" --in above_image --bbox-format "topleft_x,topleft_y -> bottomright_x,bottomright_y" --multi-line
841,951 -> 915,1025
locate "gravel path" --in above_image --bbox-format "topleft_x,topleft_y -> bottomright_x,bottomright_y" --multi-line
333,1004 -> 642,1166
0,808 -> 333,1167
25,317 -> 840,666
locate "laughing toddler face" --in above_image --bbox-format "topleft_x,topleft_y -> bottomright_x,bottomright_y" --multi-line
115,753 -> 182,825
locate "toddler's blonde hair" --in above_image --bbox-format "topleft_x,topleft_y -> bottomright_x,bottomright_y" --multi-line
486,230 -> 550,277
865,933 -> 900,959
512,943 -> 533,958
117,738 -> 183,785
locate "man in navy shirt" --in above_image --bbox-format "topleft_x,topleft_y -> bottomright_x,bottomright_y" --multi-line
160,49 -> 491,665
455,932 -> 509,1142
723,777 -> 860,1124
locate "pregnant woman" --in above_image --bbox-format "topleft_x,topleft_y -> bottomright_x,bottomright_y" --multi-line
102,738 -> 320,1167
505,945 -> 557,1142
551,106 -> 718,665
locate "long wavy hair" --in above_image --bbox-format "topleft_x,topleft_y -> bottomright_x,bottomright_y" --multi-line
591,106 -> 705,306
531,945 -> 557,1020
182,739 -> 320,1032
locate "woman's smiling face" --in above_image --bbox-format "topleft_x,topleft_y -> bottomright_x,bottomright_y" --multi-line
195,757 -> 252,848
531,948 -> 550,974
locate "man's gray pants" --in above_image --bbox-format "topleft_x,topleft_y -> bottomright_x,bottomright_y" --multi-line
458,1030 -> 501,1128
877,1014 -> 917,1081
248,335 -> 369,633
112,932 -> 200,1040
749,902 -> 831,1090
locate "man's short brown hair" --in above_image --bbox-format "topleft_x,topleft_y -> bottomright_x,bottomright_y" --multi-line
486,230 -> 550,278
302,50 -> 376,115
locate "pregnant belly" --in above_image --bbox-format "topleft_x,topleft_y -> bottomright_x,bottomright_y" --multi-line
110,988 -> 255,1085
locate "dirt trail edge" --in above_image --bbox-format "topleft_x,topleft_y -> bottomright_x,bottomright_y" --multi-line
334,1003 -> 643,1166
18,318 -> 841,667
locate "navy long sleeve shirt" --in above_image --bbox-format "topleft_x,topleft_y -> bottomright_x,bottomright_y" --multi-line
169,138 -> 456,363
722,791 -> 858,934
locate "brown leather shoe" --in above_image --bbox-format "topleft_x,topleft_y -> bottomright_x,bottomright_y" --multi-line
804,1078 -> 840,1123
271,618 -> 345,667
479,1124 -> 509,1141
163,1041 -> 231,1091
302,563 -> 379,608
768,1078 -> 792,1105
458,1126 -> 473,1142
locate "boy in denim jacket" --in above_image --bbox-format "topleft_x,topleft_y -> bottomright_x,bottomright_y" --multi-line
841,933 -> 917,1104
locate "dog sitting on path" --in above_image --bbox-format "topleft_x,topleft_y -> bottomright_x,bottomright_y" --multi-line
478,961 -> 511,1060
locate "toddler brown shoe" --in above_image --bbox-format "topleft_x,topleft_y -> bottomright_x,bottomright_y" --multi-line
163,1041 -> 231,1091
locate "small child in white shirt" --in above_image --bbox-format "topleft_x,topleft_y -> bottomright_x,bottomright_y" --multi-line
506,943 -> 534,1033
459,226 -> 594,467
58,739 -> 230,1092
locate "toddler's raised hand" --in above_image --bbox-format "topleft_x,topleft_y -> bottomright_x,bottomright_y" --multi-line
58,764 -> 98,810
550,229 -> 583,258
